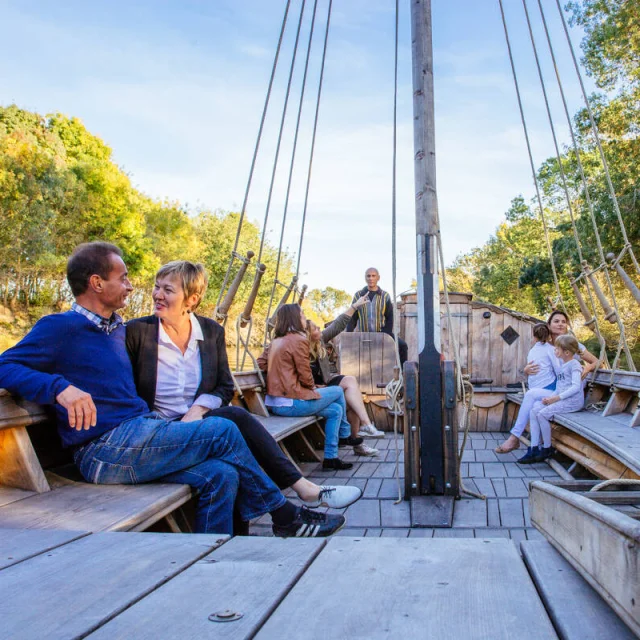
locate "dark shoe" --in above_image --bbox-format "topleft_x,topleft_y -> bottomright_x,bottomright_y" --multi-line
536,446 -> 554,462
322,458 -> 353,471
272,506 -> 346,538
517,446 -> 540,465
339,436 -> 363,447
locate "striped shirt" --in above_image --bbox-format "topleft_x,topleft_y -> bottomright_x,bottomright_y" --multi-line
71,302 -> 123,335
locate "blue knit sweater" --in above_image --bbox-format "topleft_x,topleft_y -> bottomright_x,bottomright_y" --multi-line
0,311 -> 149,447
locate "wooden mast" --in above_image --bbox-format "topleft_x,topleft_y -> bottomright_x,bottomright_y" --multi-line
410,0 -> 445,495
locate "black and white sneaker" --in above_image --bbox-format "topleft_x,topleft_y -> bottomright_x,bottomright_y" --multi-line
339,436 -> 363,447
272,506 -> 346,538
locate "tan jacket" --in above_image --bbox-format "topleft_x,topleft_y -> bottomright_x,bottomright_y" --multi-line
258,333 -> 320,401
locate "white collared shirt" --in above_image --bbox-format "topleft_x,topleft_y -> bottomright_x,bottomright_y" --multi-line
154,313 -> 222,420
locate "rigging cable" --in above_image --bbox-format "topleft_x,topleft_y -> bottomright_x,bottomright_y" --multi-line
535,0 -> 635,371
500,0 -> 608,369
554,0 -> 640,281
295,0 -> 333,278
238,0 -> 308,362
387,0 -> 404,505
255,0 -> 308,267
496,0 -> 568,320
263,0 -> 322,346
215,0 -> 293,311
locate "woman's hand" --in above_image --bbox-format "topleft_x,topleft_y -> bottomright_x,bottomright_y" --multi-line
581,361 -> 597,380
523,361 -> 540,376
542,395 -> 560,406
181,404 -> 210,422
352,296 -> 369,310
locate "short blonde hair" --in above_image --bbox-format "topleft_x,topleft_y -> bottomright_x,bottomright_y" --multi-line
156,261 -> 209,311
555,334 -> 580,355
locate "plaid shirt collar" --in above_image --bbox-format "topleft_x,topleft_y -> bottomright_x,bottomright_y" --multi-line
72,302 -> 123,335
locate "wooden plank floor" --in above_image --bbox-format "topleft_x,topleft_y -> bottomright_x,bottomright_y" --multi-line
256,537 -> 557,639
250,431 -> 559,540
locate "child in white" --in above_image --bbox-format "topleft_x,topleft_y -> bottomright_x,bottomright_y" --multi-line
525,334 -> 585,462
496,323 -> 558,454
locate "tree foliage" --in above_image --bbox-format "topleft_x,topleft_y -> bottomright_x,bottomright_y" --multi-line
0,104 -> 317,348
447,0 -> 639,360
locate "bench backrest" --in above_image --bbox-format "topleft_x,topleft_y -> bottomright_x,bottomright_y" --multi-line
337,332 -> 398,395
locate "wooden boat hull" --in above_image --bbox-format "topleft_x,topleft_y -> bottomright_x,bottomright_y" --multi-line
530,480 -> 640,636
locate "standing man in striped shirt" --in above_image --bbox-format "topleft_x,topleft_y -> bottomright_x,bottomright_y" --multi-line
347,267 -> 408,365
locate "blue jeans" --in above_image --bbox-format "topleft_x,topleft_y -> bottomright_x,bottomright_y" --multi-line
270,386 -> 351,458
73,414 -> 286,535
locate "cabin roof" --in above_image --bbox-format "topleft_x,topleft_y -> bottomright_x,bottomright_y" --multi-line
399,289 -> 542,325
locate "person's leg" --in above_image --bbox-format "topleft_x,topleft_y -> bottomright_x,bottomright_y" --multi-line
74,415 -> 286,523
347,406 -> 361,438
160,458 -> 239,534
207,406 -> 302,490
339,376 -> 369,424
271,386 -> 350,458
397,337 -> 408,365
536,406 -> 554,449
517,401 -> 545,464
528,402 -> 544,447
496,387 -> 553,453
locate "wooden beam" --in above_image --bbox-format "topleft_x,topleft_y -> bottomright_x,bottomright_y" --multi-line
0,427 -> 50,493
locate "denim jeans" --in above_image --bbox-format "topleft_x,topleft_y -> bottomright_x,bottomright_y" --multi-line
73,413 -> 286,535
270,386 -> 351,458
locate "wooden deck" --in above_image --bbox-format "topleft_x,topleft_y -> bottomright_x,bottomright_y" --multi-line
250,431 -> 560,540
1,531 -> 563,639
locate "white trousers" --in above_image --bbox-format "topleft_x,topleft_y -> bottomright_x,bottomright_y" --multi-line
510,387 -> 554,437
529,395 -> 584,447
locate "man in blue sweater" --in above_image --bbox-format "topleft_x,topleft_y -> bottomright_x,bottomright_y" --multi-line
0,242 -> 344,538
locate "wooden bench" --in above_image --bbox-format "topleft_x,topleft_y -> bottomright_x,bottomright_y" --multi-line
521,540 -> 636,639
504,369 -> 640,480
337,331 -> 401,431
0,390 -> 192,532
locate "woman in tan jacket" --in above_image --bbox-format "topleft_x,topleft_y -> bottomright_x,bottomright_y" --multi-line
259,304 -> 353,471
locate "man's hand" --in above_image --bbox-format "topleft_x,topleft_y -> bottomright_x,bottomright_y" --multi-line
542,395 -> 560,406
352,296 -> 369,310
56,385 -> 97,431
181,404 -> 210,422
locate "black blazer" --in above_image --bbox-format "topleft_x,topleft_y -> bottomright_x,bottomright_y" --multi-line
125,314 -> 235,411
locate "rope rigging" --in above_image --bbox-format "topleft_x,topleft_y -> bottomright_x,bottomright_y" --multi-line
263,0 -> 322,346
522,0 -> 635,371
497,0 -> 640,375
214,0 -> 293,316
295,0 -> 333,278
553,0 -> 640,283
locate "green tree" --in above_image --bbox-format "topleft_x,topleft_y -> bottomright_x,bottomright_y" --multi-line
303,287 -> 351,326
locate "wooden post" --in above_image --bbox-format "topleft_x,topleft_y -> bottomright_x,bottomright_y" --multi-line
569,277 -> 596,331
267,276 -> 298,331
582,261 -> 617,324
215,251 -> 254,324
240,263 -> 266,328
607,252 -> 640,306
297,284 -> 308,305
411,0 -> 445,495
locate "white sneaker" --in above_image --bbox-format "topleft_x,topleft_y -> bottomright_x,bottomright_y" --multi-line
302,485 -> 362,509
353,443 -> 379,457
357,423 -> 385,438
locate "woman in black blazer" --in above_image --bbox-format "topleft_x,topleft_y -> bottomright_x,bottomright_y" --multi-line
126,260 -> 361,514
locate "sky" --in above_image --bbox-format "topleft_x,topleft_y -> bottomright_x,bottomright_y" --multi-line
0,0 -> 598,298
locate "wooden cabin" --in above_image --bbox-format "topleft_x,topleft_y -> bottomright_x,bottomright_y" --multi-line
398,291 -> 541,431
